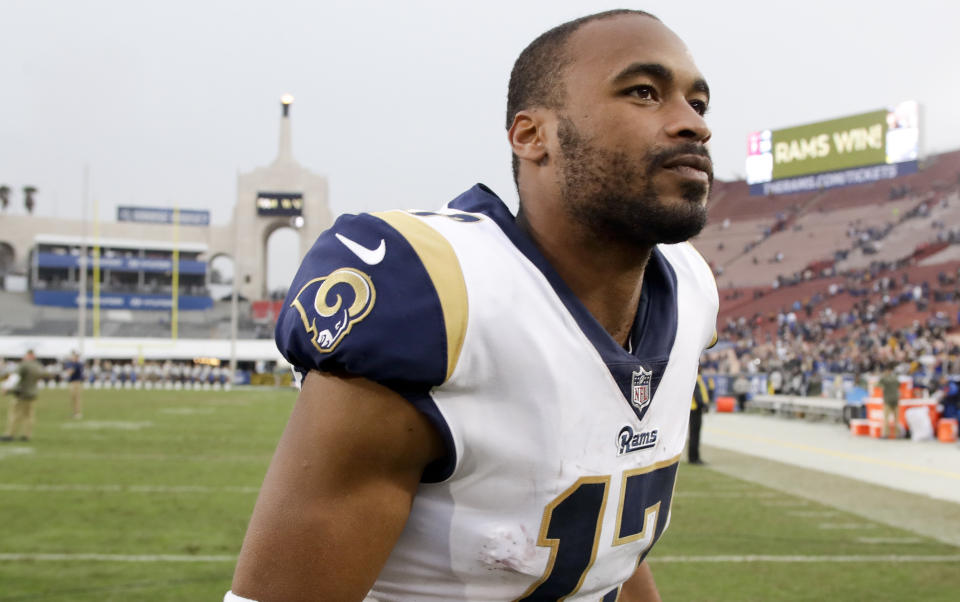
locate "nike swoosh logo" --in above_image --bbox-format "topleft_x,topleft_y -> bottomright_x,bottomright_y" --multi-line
335,233 -> 386,265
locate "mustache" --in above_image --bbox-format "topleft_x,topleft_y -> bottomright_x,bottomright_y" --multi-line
647,144 -> 713,179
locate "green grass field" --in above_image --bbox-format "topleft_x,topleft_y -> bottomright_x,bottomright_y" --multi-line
0,388 -> 957,601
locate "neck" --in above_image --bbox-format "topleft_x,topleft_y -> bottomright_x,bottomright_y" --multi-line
517,204 -> 652,347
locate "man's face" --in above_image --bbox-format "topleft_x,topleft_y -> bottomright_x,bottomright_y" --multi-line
552,15 -> 713,246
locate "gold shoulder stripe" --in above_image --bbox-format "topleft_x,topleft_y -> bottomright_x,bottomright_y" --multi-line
373,210 -> 468,383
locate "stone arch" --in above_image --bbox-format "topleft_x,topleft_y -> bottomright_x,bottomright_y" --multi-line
263,222 -> 302,300
0,242 -> 14,275
209,253 -> 235,285
208,253 -> 235,301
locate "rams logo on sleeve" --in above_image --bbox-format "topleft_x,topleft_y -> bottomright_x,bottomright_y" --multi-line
290,267 -> 375,353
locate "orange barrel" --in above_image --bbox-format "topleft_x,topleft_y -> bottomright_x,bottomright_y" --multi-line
849,419 -> 870,436
864,401 -> 885,422
937,418 -> 958,443
715,396 -> 735,412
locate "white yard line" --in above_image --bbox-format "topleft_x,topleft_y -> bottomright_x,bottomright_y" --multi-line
817,522 -> 877,530
857,537 -> 925,544
786,510 -> 838,517
651,554 -> 960,563
0,553 -> 235,563
675,491 -> 778,498
33,451 -> 270,462
0,483 -> 258,493
5,552 -> 957,564
0,447 -> 35,460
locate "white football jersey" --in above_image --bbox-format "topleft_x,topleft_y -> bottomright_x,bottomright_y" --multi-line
276,185 -> 718,601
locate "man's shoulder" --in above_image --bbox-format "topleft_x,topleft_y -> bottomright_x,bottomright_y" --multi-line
275,208 -> 485,390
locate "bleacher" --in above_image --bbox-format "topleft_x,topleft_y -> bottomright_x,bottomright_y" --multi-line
700,148 -> 960,336
837,190 -> 960,270
0,291 -> 266,340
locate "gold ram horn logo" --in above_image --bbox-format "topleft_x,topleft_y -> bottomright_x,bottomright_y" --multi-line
291,268 -> 376,353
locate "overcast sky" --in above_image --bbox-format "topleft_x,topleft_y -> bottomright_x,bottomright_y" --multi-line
2,0 -> 958,289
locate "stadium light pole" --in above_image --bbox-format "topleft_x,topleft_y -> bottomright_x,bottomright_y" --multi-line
228,188 -> 240,383
77,165 -> 89,358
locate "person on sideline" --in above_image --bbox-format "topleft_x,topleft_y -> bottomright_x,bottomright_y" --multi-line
689,371 -> 710,465
2,350 -> 45,442
879,364 -> 901,438
65,351 -> 84,419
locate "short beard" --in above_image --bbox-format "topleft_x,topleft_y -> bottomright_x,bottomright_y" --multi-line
555,116 -> 711,247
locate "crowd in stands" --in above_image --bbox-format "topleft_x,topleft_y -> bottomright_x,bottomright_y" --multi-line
727,266 -> 960,338
701,171 -> 960,420
709,181 -> 960,288
706,273 -> 960,423
707,319 -> 960,387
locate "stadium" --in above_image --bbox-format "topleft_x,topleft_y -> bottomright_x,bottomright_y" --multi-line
2,96 -> 957,600
2,11 -> 960,602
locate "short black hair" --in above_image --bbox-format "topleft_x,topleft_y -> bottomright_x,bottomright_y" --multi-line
506,9 -> 660,187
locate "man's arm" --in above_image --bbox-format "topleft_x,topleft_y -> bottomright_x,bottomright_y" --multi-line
231,370 -> 444,601
619,560 -> 662,602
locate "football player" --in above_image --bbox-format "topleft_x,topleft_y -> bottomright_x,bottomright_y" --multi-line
229,9 -> 716,601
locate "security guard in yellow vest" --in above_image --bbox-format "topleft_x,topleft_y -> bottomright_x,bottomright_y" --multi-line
688,372 -> 709,465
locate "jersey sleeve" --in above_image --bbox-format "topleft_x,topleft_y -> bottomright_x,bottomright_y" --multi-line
275,211 -> 468,395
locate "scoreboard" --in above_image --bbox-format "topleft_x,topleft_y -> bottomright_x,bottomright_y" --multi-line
256,192 -> 304,216
746,100 -> 920,195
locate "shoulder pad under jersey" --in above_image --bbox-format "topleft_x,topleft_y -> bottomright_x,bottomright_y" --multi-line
275,211 -> 468,392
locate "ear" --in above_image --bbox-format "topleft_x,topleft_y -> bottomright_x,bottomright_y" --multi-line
508,110 -> 547,166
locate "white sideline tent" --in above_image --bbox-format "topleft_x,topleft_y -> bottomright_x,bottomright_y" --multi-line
0,336 -> 283,362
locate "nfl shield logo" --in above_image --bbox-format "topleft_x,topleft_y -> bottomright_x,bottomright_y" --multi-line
631,367 -> 652,413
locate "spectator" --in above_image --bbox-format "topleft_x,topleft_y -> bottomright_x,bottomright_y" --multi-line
688,372 -> 709,465
879,364 -> 900,439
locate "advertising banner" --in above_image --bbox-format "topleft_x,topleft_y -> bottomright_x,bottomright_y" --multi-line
117,206 -> 211,226
746,101 -> 920,194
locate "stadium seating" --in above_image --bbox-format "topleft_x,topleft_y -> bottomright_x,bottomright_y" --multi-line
700,149 -> 960,345
0,291 -> 266,340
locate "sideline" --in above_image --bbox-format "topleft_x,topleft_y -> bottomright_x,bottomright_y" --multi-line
707,425 -> 960,481
702,446 -> 960,547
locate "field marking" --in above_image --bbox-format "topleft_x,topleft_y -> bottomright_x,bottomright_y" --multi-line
786,510 -> 838,517
0,447 -> 35,460
0,553 -> 235,563
857,537 -> 925,544
60,421 -> 153,431
0,483 -> 258,494
759,500 -> 809,507
651,554 -> 960,563
707,426 -> 960,481
818,522 -> 877,530
16,451 -> 272,463
159,408 -> 215,415
6,552 -> 957,565
675,491 -> 778,498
